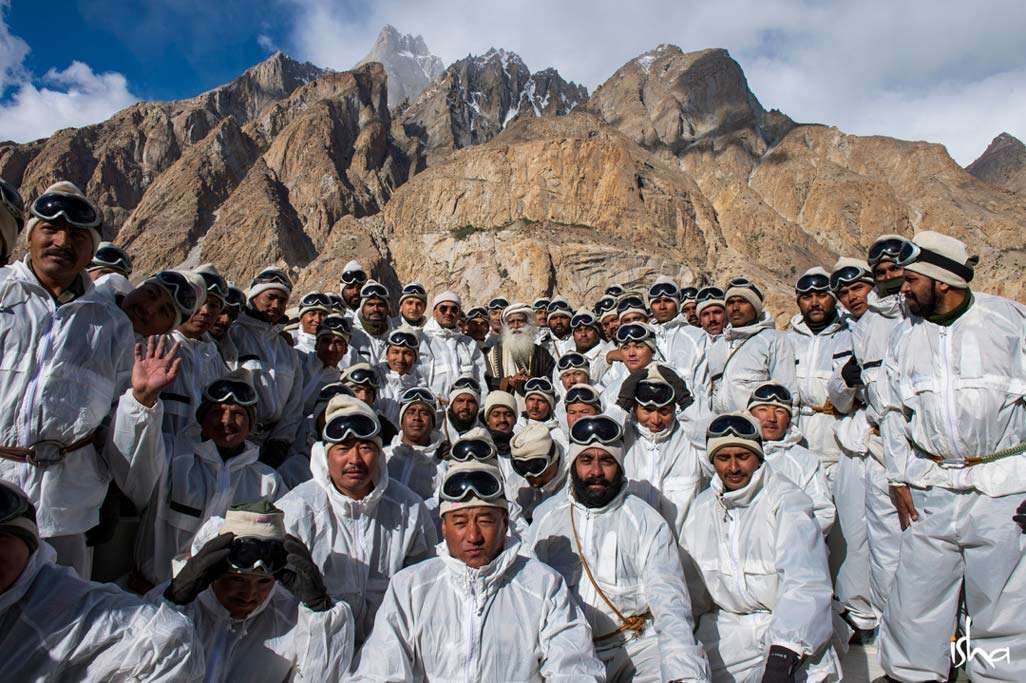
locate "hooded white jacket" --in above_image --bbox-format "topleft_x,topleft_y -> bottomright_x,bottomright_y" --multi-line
622,417 -> 708,539
277,439 -> 438,646
707,313 -> 796,413
375,364 -> 428,427
384,430 -> 449,504
788,314 -> 852,468
0,544 -> 204,681
659,322 -> 711,411
349,314 -> 390,366
0,260 -> 136,536
882,292 -> 1026,495
526,485 -> 710,682
353,540 -> 604,682
681,464 -> 839,681
420,318 -> 488,399
160,330 -> 229,437
228,310 -> 304,444
761,428 -> 836,535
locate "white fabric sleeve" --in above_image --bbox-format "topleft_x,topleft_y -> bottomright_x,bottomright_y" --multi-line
291,601 -> 356,681
102,389 -> 167,510
536,571 -> 606,681
350,583 -> 417,682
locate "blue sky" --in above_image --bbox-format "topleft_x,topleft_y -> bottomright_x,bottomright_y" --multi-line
3,0 -> 1026,164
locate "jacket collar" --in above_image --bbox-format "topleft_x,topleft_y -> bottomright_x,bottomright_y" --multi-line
438,539 -> 523,613
712,461 -> 768,510
724,311 -> 775,342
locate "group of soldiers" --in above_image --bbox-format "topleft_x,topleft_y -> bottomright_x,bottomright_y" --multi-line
0,177 -> 1024,682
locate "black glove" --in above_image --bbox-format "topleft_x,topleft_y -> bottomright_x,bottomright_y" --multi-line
761,645 -> 800,683
616,363 -> 693,411
840,356 -> 863,388
164,532 -> 235,605
260,439 -> 290,469
275,534 -> 333,612
1014,498 -> 1026,534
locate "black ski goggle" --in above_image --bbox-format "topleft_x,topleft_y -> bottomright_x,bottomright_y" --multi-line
648,282 -> 679,301
867,238 -> 906,267
204,378 -> 258,406
388,331 -> 419,349
318,383 -> 355,402
697,286 -> 725,303
615,323 -> 652,345
323,413 -> 380,442
300,292 -> 332,309
440,469 -> 503,502
90,244 -> 132,275
30,192 -> 100,229
532,299 -> 551,311
452,376 -> 482,394
593,296 -> 617,315
634,381 -> 675,408
360,283 -> 388,300
227,537 -> 287,575
524,377 -> 554,394
0,180 -> 24,231
451,439 -> 496,463
605,285 -> 625,297
341,269 -> 367,285
343,367 -> 379,387
465,306 -> 488,320
829,266 -> 870,291
487,297 -> 509,310
400,283 -> 427,299
616,296 -> 646,314
557,353 -> 589,371
749,383 -> 792,405
570,415 -> 622,446
571,312 -> 597,329
512,455 -> 550,478
400,387 -> 435,405
152,270 -> 197,315
565,385 -> 601,407
795,273 -> 830,294
680,287 -> 698,302
707,414 -> 761,440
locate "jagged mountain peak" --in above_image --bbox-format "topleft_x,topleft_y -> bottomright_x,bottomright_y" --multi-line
357,25 -> 445,107
966,131 -> 1026,194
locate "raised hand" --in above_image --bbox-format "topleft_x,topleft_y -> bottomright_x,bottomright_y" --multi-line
132,335 -> 183,407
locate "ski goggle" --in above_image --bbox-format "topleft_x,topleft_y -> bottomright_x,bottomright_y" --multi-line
387,331 -> 419,349
749,383 -> 792,405
565,385 -> 602,407
795,272 -> 831,294
570,312 -> 597,329
224,286 -> 245,312
0,180 -> 24,232
697,286 -> 725,303
400,386 -> 435,405
317,383 -> 355,402
570,415 -> 623,446
707,414 -> 761,440
487,297 -> 509,310
648,281 -> 679,301
440,469 -> 504,502
557,353 -> 589,371
465,306 -> 487,320
199,271 -> 228,302
300,292 -> 333,310
726,277 -> 763,300
616,296 -> 646,314
867,237 -> 906,267
451,439 -> 496,463
326,293 -> 345,311
343,367 -> 379,387
227,537 -> 287,575
204,378 -> 258,406
547,299 -> 572,313
341,269 -> 367,285
152,271 -> 198,315
30,192 -> 100,229
605,285 -> 625,297
452,376 -> 482,394
400,283 -> 427,299
895,241 -> 974,282
593,296 -> 617,315
360,282 -> 389,300
512,455 -> 551,478
524,377 -> 554,394
251,268 -> 291,289
0,485 -> 34,525
90,244 -> 132,275
615,323 -> 653,345
634,381 -> 675,408
323,413 -> 380,443
318,315 -> 350,333
532,298 -> 551,310
680,287 -> 698,302
829,265 -> 871,291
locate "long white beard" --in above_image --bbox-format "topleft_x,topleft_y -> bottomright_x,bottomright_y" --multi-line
502,325 -> 536,366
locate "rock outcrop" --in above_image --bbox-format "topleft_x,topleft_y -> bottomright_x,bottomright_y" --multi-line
356,25 -> 445,108
966,132 -> 1026,195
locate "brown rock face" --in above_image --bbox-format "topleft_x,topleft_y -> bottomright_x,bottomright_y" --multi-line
966,132 -> 1026,195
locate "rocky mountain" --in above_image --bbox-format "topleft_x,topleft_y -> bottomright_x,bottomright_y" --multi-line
356,25 -> 445,108
966,132 -> 1026,195
2,41 -> 1024,313
395,48 -> 588,167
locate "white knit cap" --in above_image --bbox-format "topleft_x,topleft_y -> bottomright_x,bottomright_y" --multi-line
510,422 -> 554,461
746,382 -> 793,417
246,267 -> 292,304
25,181 -> 101,252
725,279 -> 764,316
323,393 -> 382,448
399,282 -> 428,304
433,290 -> 461,309
439,460 -> 508,517
502,303 -> 533,322
342,260 -> 364,275
902,230 -> 977,288
316,314 -> 352,341
219,503 -> 286,541
706,412 -> 764,461
696,293 -> 725,316
482,390 -> 517,419
524,384 -> 556,411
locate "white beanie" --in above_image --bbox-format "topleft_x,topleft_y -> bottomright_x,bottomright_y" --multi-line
219,503 -> 286,541
26,181 -> 101,252
342,260 -> 365,276
524,384 -> 556,412
482,390 -> 517,419
696,292 -> 725,316
439,460 -> 508,517
448,382 -> 480,406
902,230 -> 977,289
502,303 -> 533,322
317,314 -> 352,341
399,282 -> 428,304
246,267 -> 292,304
725,279 -> 764,316
510,423 -> 554,461
323,393 -> 382,448
433,290 -> 461,309
796,266 -> 832,295
299,291 -> 331,314
706,412 -> 764,461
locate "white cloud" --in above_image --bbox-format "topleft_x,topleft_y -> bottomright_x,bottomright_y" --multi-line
280,0 -> 1026,164
0,3 -> 137,143
257,33 -> 279,53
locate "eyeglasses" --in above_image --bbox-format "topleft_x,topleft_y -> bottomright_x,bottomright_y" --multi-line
532,298 -> 551,310
867,237 -> 906,267
707,414 -> 761,439
829,266 -> 869,291
487,297 -> 509,310
524,377 -> 554,394
570,415 -> 623,446
615,323 -> 652,344
360,282 -> 389,300
570,312 -> 597,329
90,244 -> 132,275
634,381 -> 675,407
440,469 -> 504,502
387,331 -> 419,349
749,383 -> 792,405
227,537 -> 287,575
795,273 -> 830,294
317,383 -> 355,402
465,306 -> 488,320
680,287 -> 698,301
300,292 -> 333,309
341,269 -> 367,285
616,296 -> 646,314
152,271 -> 197,315
593,296 -> 617,315
565,385 -> 601,406
400,283 -> 427,299
648,281 -> 679,300
204,378 -> 258,406
697,286 -> 725,303
0,180 -> 24,232
604,285 -> 625,297
437,304 -> 460,314
512,456 -> 550,478
557,353 -> 589,371
30,192 -> 100,229
451,439 -> 496,462
452,376 -> 482,394
343,367 -> 379,387
400,387 -> 435,405
323,413 -> 380,442
224,286 -> 245,311
0,484 -> 33,525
